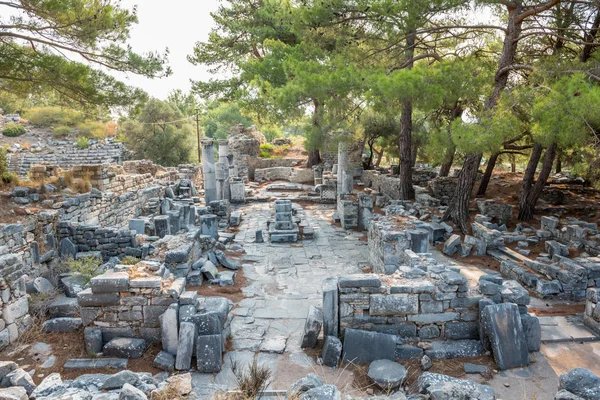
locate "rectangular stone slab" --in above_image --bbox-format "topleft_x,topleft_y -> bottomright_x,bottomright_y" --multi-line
64,358 -> 127,370
342,328 -> 396,363
481,303 -> 529,370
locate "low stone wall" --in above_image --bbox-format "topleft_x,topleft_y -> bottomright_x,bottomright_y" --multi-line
362,169 -> 437,200
248,158 -> 304,180
9,143 -> 126,176
0,253 -> 31,351
254,167 -> 313,184
337,269 -> 478,343
367,216 -> 413,274
476,200 -> 513,225
429,177 -> 458,204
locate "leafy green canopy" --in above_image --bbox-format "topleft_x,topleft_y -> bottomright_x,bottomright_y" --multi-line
120,99 -> 194,166
0,1 -> 169,108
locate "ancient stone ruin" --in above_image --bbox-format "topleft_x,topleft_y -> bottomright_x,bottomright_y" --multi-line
0,127 -> 596,399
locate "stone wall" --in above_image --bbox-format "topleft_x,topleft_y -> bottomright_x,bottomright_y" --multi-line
337,268 -> 480,346
9,143 -> 126,176
77,230 -> 215,340
247,158 -> 304,180
429,177 -> 458,205
362,169 -> 438,200
368,216 -> 413,274
0,253 -> 31,351
254,167 -> 314,184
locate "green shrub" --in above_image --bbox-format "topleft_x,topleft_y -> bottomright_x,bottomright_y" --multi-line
2,123 -> 26,137
76,137 -> 90,149
259,143 -> 274,158
53,126 -> 73,138
64,256 -> 101,284
25,107 -> 84,127
120,256 -> 140,265
76,121 -> 105,139
1,172 -> 18,185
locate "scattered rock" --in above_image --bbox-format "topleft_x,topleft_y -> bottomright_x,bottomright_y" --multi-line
367,359 -> 408,391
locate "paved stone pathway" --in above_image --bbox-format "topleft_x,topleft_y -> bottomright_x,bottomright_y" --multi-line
191,202 -> 369,395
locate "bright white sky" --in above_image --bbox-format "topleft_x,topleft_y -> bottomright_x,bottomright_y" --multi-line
110,0 -> 221,100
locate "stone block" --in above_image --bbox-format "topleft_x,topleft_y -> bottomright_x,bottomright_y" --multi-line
321,336 -> 342,367
191,312 -> 222,335
103,337 -> 147,359
342,328 -> 396,363
42,317 -> 82,333
443,234 -> 461,256
160,304 -> 179,355
90,272 -> 129,293
481,303 -> 529,370
395,345 -> 424,360
322,277 -> 339,338
444,322 -> 479,340
520,314 -> 541,352
175,322 -> 196,371
2,297 -> 28,324
338,274 -> 381,288
370,294 -> 418,315
84,327 -> 103,355
300,306 -> 323,349
153,351 -> 175,372
196,334 -> 222,373
424,340 -> 484,359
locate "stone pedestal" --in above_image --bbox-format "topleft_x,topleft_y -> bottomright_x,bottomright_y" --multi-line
269,200 -> 298,242
200,214 -> 218,239
154,216 -> 171,238
230,178 -> 246,203
337,143 -> 347,196
313,166 -> 323,186
201,139 -> 217,204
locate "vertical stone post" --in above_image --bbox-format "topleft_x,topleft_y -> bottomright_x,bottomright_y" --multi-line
201,138 -> 217,204
216,161 -> 225,201
168,210 -> 181,234
313,165 -> 323,186
154,215 -> 171,238
358,193 -> 373,232
322,277 -> 339,337
218,139 -> 231,201
337,142 -> 349,196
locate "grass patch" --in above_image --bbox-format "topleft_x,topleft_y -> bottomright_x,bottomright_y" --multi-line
2,123 -> 26,137
230,354 -> 273,400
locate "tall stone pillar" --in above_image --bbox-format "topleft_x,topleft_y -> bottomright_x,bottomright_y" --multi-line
337,142 -> 349,196
218,139 -> 231,201
201,139 -> 217,204
216,161 -> 225,201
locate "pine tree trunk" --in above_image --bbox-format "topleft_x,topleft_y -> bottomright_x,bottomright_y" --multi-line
443,153 -> 482,233
555,150 -> 562,173
518,144 -> 543,221
518,143 -> 557,221
397,29 -> 416,200
581,6 -> 600,62
399,99 -> 415,199
476,152 -> 499,197
307,149 -> 320,167
439,145 -> 455,177
375,149 -> 383,167
445,4 -> 528,230
510,154 -> 516,173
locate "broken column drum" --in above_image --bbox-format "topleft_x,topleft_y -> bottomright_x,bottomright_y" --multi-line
201,138 -> 217,204
269,199 -> 299,243
218,139 -> 231,201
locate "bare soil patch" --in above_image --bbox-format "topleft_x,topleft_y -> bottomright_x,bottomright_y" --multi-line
188,267 -> 248,304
